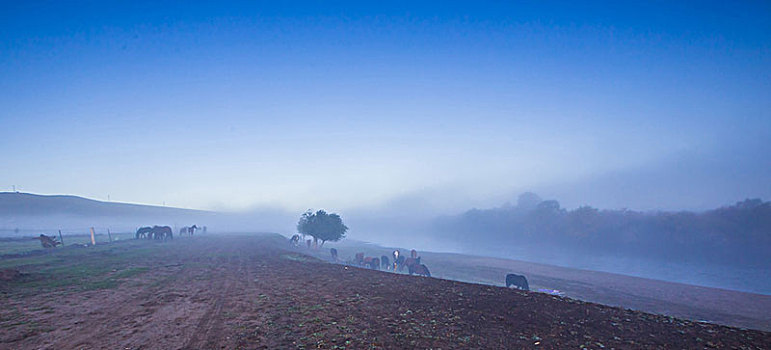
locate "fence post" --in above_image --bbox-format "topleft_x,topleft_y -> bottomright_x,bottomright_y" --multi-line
58,230 -> 64,246
107,229 -> 113,243
89,227 -> 96,245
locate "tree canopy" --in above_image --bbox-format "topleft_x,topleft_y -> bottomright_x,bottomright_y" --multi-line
297,209 -> 348,247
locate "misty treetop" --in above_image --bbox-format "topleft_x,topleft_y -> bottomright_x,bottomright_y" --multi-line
297,210 -> 348,247
435,194 -> 771,267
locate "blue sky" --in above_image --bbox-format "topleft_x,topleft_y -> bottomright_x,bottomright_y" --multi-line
1,1 -> 769,212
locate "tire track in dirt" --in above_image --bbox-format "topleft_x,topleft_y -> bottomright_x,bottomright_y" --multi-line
182,244 -> 247,349
181,279 -> 230,349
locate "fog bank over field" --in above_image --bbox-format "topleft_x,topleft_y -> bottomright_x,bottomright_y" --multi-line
0,192 -> 295,236
2,191 -> 769,294
339,192 -> 771,294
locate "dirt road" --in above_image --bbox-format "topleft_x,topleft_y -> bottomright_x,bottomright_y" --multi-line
1,234 -> 769,349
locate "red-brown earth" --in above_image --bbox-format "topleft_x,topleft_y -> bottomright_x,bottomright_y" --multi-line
1,234 -> 769,349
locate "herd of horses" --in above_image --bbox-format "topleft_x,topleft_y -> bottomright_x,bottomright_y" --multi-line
135,224 -> 204,240
293,235 -> 529,290
326,247 -> 432,277
135,226 -> 174,240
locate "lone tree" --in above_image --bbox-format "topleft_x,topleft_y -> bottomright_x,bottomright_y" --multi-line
297,209 -> 348,247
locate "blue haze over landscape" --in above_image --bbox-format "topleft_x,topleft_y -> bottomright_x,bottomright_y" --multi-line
1,2 -> 770,294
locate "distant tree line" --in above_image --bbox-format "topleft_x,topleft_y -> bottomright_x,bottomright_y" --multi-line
433,193 -> 771,267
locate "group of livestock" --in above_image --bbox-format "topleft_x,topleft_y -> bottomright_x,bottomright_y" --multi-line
330,248 -> 432,277
135,226 -> 174,240
333,248 -> 529,291
179,224 -> 206,236
288,235 -> 530,291
135,224 -> 204,241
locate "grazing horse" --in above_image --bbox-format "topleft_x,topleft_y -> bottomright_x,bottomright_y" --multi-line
136,226 -> 153,239
151,226 -> 173,241
505,273 -> 529,291
362,257 -> 379,270
401,257 -> 420,272
394,255 -> 405,272
179,227 -> 189,236
409,264 -> 431,277
330,248 -> 338,261
380,256 -> 390,270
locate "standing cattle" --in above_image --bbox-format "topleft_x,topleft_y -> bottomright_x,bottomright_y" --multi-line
506,273 -> 529,291
330,248 -> 338,261
380,256 -> 390,270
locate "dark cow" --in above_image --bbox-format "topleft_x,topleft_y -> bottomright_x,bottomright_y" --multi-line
409,264 -> 431,277
380,256 -> 390,270
136,226 -> 153,239
330,248 -> 338,261
505,273 -> 529,291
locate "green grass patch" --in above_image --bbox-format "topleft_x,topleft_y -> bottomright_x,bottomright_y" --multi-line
280,254 -> 313,262
114,267 -> 150,279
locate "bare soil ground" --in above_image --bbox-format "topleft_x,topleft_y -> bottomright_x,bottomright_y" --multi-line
1,234 -> 769,349
327,243 -> 771,331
